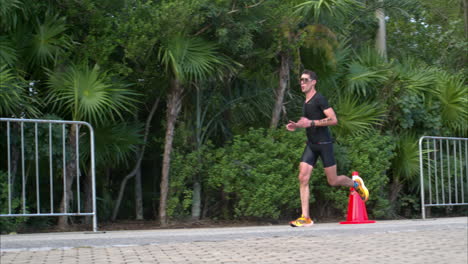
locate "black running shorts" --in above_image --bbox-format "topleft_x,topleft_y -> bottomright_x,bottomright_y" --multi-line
300,142 -> 336,168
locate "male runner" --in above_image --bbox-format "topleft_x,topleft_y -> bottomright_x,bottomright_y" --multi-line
286,69 -> 369,227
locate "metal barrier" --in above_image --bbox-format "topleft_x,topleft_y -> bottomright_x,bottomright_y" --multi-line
0,118 -> 97,232
419,136 -> 468,219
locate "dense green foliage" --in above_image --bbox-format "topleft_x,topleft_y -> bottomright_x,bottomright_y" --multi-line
169,128 -> 395,221
0,171 -> 28,233
0,0 -> 466,231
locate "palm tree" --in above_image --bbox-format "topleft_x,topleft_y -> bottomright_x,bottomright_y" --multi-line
269,0 -> 361,129
158,35 -> 237,226
333,96 -> 386,138
25,15 -> 72,72
0,0 -> 23,33
390,132 -> 420,205
344,47 -> 390,99
434,71 -> 467,137
46,63 -> 139,228
0,66 -> 40,117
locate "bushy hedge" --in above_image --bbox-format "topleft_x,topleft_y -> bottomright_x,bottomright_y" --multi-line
168,127 -> 396,221
206,128 -> 305,219
0,171 -> 28,233
328,131 -> 396,219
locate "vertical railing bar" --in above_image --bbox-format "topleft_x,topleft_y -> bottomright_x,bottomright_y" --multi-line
21,122 -> 26,214
434,139 -> 439,204
419,137 -> 426,219
35,123 -> 40,213
440,139 -> 445,204
460,140 -> 468,203
0,118 -> 99,232
49,123 -> 54,213
453,140 -> 457,203
7,122 -> 12,214
427,140 -> 432,205
76,124 -> 81,214
89,124 -> 98,232
63,124 -> 67,213
446,139 -> 451,204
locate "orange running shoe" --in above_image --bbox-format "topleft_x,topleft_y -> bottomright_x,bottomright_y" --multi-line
352,174 -> 369,202
289,215 -> 314,227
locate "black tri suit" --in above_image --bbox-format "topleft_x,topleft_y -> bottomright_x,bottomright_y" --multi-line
300,92 -> 336,168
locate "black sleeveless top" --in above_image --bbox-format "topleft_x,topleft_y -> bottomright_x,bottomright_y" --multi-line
302,92 -> 333,144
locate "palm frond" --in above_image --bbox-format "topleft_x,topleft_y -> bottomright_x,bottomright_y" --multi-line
46,64 -> 140,125
300,24 -> 339,65
391,132 -> 420,183
90,123 -> 144,167
333,96 -> 386,137
0,65 -> 23,116
392,58 -> 437,96
0,37 -> 18,66
343,46 -> 391,97
435,71 -> 467,136
368,0 -> 420,18
27,15 -> 72,68
355,46 -> 387,68
294,0 -> 362,23
0,0 -> 23,32
0,65 -> 41,117
345,62 -> 388,97
158,35 -> 239,83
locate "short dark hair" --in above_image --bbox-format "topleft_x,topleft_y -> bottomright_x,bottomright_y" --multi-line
302,70 -> 317,81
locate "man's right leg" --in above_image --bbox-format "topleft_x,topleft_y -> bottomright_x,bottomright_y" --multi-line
299,162 -> 313,218
290,162 -> 314,227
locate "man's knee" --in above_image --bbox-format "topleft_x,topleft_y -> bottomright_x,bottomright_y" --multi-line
298,172 -> 310,185
327,178 -> 339,186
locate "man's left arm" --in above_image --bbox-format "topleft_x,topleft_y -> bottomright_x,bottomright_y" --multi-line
296,107 -> 338,128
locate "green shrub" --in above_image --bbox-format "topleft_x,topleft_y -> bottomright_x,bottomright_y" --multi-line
168,143 -> 217,219
0,171 -> 28,233
333,130 -> 396,218
168,127 -> 396,221
206,128 -> 305,219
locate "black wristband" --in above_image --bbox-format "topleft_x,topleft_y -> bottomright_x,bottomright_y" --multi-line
310,120 -> 315,127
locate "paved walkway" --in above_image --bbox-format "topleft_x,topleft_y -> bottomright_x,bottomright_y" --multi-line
1,217 -> 467,264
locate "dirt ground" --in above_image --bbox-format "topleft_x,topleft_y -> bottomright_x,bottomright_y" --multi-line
15,218 -> 281,234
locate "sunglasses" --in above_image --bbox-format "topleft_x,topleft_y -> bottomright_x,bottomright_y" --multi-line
300,78 -> 312,83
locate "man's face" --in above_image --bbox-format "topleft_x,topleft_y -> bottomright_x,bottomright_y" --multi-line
300,74 -> 316,93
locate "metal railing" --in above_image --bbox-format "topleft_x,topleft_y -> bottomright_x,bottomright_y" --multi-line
0,118 -> 97,232
419,136 -> 468,219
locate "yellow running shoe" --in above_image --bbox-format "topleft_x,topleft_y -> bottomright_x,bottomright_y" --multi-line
289,215 -> 313,227
352,174 -> 369,202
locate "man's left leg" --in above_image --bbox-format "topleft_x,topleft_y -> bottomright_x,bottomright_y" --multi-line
321,143 -> 369,201
324,165 -> 354,187
324,165 -> 369,201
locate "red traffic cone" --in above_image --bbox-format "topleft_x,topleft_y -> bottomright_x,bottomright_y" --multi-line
340,187 -> 375,224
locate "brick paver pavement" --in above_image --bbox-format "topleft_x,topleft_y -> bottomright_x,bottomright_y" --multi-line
1,217 -> 467,264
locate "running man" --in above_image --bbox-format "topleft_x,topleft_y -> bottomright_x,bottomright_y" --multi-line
286,69 -> 369,227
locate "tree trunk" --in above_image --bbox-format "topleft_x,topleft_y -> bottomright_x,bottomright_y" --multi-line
191,89 -> 203,221
57,125 -> 78,230
135,167 -> 143,220
191,179 -> 202,221
270,51 -> 290,129
111,96 -> 160,221
9,123 -> 20,199
464,0 -> 468,40
10,136 -> 20,199
463,0 -> 468,65
389,178 -> 403,204
159,79 -> 183,226
202,192 -> 209,218
375,0 -> 387,60
134,112 -> 143,221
